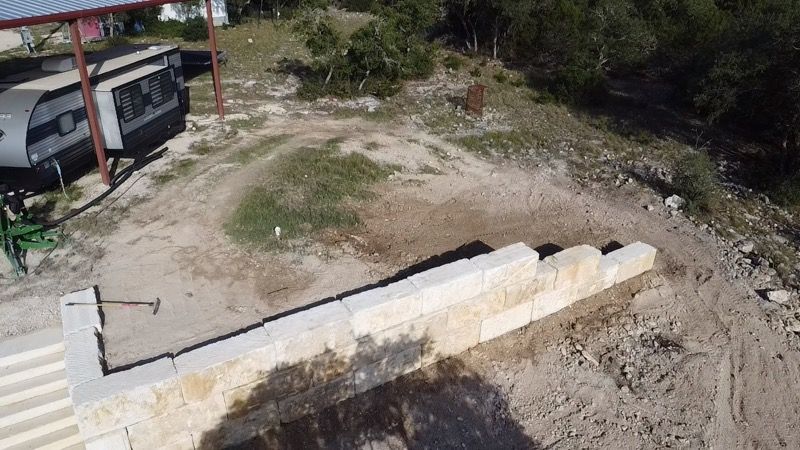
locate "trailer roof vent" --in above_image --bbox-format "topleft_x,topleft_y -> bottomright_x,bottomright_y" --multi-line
41,57 -> 77,73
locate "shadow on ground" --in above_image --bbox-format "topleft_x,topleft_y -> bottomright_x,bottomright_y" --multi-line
196,332 -> 538,449
191,241 -> 540,449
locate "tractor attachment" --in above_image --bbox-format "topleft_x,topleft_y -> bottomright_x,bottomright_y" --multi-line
1,189 -> 59,277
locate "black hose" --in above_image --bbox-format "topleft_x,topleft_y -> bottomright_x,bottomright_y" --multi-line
41,148 -> 168,229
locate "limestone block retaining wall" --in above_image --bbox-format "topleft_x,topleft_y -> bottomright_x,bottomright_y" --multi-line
62,241 -> 657,449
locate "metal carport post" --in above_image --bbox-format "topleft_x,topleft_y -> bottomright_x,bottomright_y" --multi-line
68,19 -> 112,186
205,0 -> 225,120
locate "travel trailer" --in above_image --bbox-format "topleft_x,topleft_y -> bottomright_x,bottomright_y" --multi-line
0,44 -> 187,193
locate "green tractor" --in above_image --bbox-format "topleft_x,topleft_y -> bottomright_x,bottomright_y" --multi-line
0,186 -> 59,277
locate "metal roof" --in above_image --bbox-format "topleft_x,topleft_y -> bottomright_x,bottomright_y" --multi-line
0,0 -> 180,29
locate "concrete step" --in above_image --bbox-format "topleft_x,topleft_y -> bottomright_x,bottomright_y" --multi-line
0,389 -> 72,429
5,424 -> 83,450
0,352 -> 65,389
0,329 -> 64,368
0,371 -> 68,407
63,445 -> 86,450
0,406 -> 76,448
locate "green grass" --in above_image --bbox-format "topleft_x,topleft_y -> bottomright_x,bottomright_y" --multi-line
454,130 -> 544,157
153,159 -> 198,185
228,134 -> 293,164
227,116 -> 264,130
191,139 -> 214,155
30,183 -> 86,216
225,139 -> 395,249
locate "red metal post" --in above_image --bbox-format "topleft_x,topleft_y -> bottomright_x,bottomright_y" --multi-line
69,20 -> 111,186
205,0 -> 225,120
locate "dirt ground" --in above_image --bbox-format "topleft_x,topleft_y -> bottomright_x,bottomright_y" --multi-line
1,67 -> 800,448
228,132 -> 800,448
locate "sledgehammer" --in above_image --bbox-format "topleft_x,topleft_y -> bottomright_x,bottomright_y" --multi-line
66,298 -> 161,315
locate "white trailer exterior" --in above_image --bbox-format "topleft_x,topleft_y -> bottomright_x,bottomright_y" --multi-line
0,44 -> 186,193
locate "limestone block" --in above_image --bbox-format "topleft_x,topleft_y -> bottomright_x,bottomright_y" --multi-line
309,343 -> 358,386
531,286 -> 572,322
354,346 -> 421,394
72,357 -> 185,438
607,242 -> 657,283
479,301 -> 533,343
127,394 -> 226,450
85,429 -> 131,450
446,289 -> 505,330
422,324 -> 480,366
224,343 -> 357,415
409,259 -> 483,315
224,372 -> 291,420
342,280 -> 422,338
353,311 -> 446,367
195,399 -> 279,448
157,435 -> 195,450
571,255 -> 620,302
543,245 -> 601,289
278,374 -> 354,423
174,327 -> 276,404
64,328 -> 104,391
60,288 -> 102,336
598,255 -> 620,290
505,262 -> 557,308
263,301 -> 355,370
470,243 -> 539,291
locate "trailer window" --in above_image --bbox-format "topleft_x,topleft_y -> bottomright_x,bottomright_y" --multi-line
119,84 -> 145,122
56,111 -> 76,136
148,71 -> 175,109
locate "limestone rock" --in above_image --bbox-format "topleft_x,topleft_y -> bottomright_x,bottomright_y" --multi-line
767,290 -> 791,305
72,357 -> 184,438
470,243 -> 539,291
664,195 -> 685,209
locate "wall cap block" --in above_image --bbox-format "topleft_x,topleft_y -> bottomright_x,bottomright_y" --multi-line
409,259 -> 483,314
174,327 -> 275,375
263,301 -> 351,340
342,280 -> 423,338
471,243 -> 539,291
64,328 -> 105,391
60,288 -> 102,337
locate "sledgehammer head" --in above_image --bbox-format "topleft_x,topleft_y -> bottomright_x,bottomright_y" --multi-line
153,298 -> 161,315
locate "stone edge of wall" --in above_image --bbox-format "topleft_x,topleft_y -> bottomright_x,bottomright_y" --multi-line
62,241 -> 658,450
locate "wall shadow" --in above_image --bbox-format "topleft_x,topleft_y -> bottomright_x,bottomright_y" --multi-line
195,333 -> 540,450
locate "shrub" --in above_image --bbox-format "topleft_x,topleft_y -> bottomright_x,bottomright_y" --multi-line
551,58 -> 606,103
182,17 -> 209,41
145,19 -> 186,39
340,0 -> 378,12
672,151 -> 719,215
443,54 -> 464,71
402,41 -> 435,79
103,35 -> 130,49
469,67 -> 482,78
493,70 -> 508,84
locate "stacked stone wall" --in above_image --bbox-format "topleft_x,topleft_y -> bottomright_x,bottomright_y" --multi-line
62,241 -> 658,449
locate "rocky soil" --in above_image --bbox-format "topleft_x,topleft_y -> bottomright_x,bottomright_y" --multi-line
1,57 -> 800,448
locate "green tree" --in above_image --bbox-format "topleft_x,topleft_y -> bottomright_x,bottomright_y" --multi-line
294,13 -> 348,86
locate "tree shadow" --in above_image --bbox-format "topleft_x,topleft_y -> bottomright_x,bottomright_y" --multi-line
195,331 -> 539,450
273,57 -> 315,80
